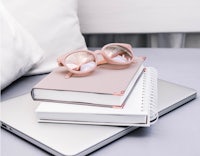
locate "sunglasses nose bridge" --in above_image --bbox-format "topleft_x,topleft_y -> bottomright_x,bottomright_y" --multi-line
94,50 -> 108,65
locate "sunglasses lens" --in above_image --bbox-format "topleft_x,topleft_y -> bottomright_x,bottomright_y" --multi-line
65,51 -> 96,72
104,45 -> 133,63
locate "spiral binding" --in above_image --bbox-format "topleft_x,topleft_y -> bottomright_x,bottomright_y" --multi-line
142,67 -> 158,125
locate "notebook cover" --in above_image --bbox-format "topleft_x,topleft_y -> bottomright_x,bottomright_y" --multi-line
32,58 -> 144,95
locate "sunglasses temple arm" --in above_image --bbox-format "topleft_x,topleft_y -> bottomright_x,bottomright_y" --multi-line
65,72 -> 73,79
141,56 -> 147,61
57,53 -> 71,66
57,58 -> 64,66
136,56 -> 146,60
132,56 -> 146,63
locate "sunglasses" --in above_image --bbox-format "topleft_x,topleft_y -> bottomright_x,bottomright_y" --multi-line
57,43 -> 145,78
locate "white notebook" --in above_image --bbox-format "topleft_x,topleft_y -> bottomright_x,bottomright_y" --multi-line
35,67 -> 158,126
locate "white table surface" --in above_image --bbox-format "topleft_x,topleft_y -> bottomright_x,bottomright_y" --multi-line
1,48 -> 200,156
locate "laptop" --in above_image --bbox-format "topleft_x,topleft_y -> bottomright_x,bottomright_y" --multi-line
1,77 -> 197,156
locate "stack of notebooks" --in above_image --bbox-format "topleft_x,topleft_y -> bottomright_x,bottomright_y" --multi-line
31,58 -> 158,127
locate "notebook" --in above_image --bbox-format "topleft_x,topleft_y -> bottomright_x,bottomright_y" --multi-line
36,67 -> 158,126
31,58 -> 144,107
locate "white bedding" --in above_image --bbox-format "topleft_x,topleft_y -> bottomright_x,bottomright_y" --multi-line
1,0 -> 86,90
0,3 -> 43,90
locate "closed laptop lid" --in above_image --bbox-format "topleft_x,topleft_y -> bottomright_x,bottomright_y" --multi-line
1,79 -> 197,156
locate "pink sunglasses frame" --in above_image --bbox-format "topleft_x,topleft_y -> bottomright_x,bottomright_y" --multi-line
57,43 -> 142,78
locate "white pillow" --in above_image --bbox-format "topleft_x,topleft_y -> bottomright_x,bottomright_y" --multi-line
0,3 -> 44,90
3,0 -> 86,75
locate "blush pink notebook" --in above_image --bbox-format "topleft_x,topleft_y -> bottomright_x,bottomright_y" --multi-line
31,58 -> 144,107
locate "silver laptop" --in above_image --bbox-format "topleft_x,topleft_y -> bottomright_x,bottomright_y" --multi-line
1,77 -> 197,156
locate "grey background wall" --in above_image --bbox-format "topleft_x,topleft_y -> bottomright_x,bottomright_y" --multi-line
83,33 -> 200,48
78,0 -> 200,48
